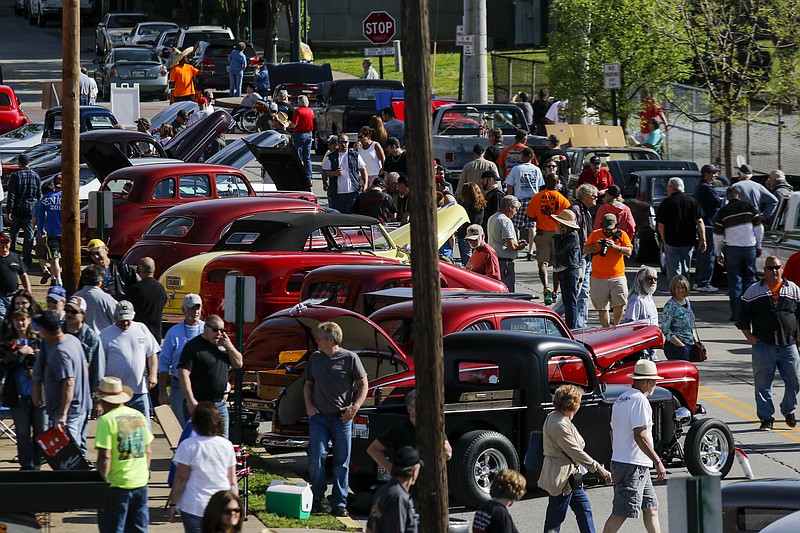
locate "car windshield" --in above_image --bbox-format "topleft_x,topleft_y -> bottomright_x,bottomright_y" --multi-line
335,224 -> 393,251
145,216 -> 195,238
0,123 -> 42,140
159,30 -> 177,47
652,176 -> 702,200
183,31 -> 231,49
114,50 -> 160,63
437,108 -> 525,135
139,24 -> 174,36
102,178 -> 135,199
9,143 -> 60,164
107,15 -> 148,29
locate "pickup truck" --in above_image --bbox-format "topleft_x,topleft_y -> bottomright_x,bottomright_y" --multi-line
432,103 -> 547,179
350,331 -> 735,508
313,79 -> 404,153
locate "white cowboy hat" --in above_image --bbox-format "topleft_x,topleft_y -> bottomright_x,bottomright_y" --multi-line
96,376 -> 134,404
628,359 -> 664,380
170,46 -> 195,69
275,111 -> 291,129
551,209 -> 579,229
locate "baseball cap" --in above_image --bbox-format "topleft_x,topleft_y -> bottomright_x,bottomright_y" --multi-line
177,110 -> 189,119
47,285 -> 67,302
327,134 -> 338,144
65,296 -> 87,314
480,170 -> 499,181
606,184 -> 621,198
392,446 -> 423,468
197,96 -> 209,105
739,163 -> 753,175
464,224 -> 484,241
18,154 -> 30,165
0,230 -> 11,242
135,117 -> 151,128
183,293 -> 202,308
86,239 -> 106,252
601,213 -> 619,230
589,155 -> 602,164
700,164 -> 720,175
114,300 -> 136,321
270,102 -> 279,113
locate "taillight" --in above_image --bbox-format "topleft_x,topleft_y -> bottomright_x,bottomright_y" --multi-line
159,65 -> 167,77
197,58 -> 215,67
110,67 -> 118,77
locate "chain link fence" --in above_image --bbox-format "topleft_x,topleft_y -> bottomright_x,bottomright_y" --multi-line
490,52 -> 548,104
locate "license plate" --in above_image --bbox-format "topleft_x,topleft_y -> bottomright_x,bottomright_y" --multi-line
131,69 -> 146,77
80,212 -> 86,224
352,415 -> 368,439
165,276 -> 181,290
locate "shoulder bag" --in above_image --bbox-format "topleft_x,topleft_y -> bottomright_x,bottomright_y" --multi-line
689,322 -> 707,363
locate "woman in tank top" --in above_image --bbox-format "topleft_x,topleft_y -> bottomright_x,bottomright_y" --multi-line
357,126 -> 385,188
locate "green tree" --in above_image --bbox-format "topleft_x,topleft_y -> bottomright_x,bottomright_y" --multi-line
548,0 -> 691,134
218,0 -> 244,40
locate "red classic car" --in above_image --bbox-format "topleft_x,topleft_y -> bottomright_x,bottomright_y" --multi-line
123,195 -> 321,276
0,85 -> 30,135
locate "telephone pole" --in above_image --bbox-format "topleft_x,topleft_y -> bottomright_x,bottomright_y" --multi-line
401,0 -> 450,531
463,0 -> 488,103
62,0 -> 81,294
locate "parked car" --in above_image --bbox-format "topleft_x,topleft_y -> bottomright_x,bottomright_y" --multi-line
122,195 -> 322,276
0,85 -> 30,135
153,28 -> 179,62
167,26 -> 235,71
722,479 -> 800,533
759,192 -> 800,272
93,46 -> 169,101
0,123 -> 43,162
95,12 -> 149,55
191,39 -> 259,92
28,0 -> 91,26
566,146 -> 661,189
314,79 -> 404,153
124,21 -> 179,46
42,105 -> 118,143
605,159 -> 700,189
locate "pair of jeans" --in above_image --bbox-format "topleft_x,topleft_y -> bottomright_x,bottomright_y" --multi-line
543,487 -> 596,533
457,236 -> 472,266
308,413 -> 352,509
694,227 -> 716,287
664,342 -> 691,361
663,243 -> 693,282
0,295 -> 10,322
229,70 -> 244,97
293,131 -> 313,185
10,213 -> 34,262
63,409 -> 89,458
170,376 -> 187,428
12,395 -> 47,469
725,245 -> 756,320
499,259 -> 516,292
556,267 -> 581,330
97,485 -> 149,533
127,393 -> 151,428
180,511 -> 203,533
216,400 -> 230,440
329,192 -> 359,214
751,342 -> 800,421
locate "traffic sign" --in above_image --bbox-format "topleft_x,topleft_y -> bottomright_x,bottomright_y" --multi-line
364,47 -> 395,57
603,62 -> 621,89
363,11 -> 396,45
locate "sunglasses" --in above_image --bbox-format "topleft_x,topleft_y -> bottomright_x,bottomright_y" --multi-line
206,325 -> 225,333
222,507 -> 242,515
766,265 -> 782,271
338,140 -> 348,145
644,277 -> 657,282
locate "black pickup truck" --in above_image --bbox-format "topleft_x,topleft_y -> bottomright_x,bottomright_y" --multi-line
351,331 -> 734,508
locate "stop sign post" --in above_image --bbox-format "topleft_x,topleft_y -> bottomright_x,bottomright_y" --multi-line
363,11 -> 396,78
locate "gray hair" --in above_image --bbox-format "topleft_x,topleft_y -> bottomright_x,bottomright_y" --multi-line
770,169 -> 786,182
137,257 -> 156,274
726,185 -> 742,199
404,390 -> 416,407
384,172 -> 399,184
298,95 -> 309,107
500,195 -> 521,209
669,177 -> 685,192
631,265 -> 658,296
576,183 -> 598,200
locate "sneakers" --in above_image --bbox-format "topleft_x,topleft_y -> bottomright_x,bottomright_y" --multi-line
552,292 -> 559,303
526,252 -> 534,262
692,284 -> 719,292
40,271 -> 52,285
786,413 -> 797,428
544,287 -> 553,305
759,419 -> 774,431
331,507 -> 349,517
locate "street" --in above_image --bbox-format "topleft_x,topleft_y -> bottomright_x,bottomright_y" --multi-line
2,2 -> 800,531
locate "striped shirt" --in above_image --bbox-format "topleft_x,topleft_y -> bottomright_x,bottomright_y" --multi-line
738,279 -> 800,346
7,168 -> 41,215
712,199 -> 763,254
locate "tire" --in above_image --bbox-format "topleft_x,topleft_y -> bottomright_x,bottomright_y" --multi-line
238,110 -> 258,133
684,418 -> 734,477
448,430 -> 519,508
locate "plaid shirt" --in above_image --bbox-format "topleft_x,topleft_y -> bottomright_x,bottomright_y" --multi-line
7,168 -> 41,215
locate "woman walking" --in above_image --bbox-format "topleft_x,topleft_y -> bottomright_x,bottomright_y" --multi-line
539,384 -> 612,533
661,275 -> 697,361
357,126 -> 385,187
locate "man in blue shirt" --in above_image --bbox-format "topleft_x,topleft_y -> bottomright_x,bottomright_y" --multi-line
227,42 -> 248,97
34,176 -> 62,286
254,58 -> 270,97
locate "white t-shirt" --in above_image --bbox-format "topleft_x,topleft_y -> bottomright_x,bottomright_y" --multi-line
101,322 -> 160,394
610,387 -> 654,467
187,107 -> 213,126
504,162 -> 544,201
322,150 -> 366,194
358,142 -> 382,177
173,435 -> 237,517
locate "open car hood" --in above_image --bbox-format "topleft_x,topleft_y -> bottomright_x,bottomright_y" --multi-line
388,203 -> 469,251
576,322 -> 664,369
149,101 -> 198,133
80,142 -> 132,181
164,110 -> 233,163
243,131 -> 310,191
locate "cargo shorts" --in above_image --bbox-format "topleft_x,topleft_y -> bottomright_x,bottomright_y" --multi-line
610,460 -> 658,518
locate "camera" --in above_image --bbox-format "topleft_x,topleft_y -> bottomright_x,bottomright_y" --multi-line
598,230 -> 623,257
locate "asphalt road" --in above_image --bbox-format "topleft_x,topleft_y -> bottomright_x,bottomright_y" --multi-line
3,4 -> 800,531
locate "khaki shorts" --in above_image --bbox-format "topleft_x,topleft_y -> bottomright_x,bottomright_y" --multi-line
590,275 -> 628,310
534,230 -> 556,266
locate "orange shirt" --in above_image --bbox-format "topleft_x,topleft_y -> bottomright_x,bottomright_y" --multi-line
767,279 -> 784,303
526,189 -> 571,231
497,143 -> 538,176
585,228 -> 632,279
169,64 -> 199,97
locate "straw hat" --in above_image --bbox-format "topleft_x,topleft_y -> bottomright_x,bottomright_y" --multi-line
96,376 -> 133,404
170,46 -> 195,69
628,359 -> 664,380
275,111 -> 291,129
551,209 -> 579,229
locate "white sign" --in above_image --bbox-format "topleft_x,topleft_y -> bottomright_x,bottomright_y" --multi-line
463,43 -> 474,56
224,275 -> 256,322
87,191 -> 113,228
364,47 -> 395,57
457,34 -> 474,46
603,62 -> 621,89
603,63 -> 620,74
456,24 -> 464,37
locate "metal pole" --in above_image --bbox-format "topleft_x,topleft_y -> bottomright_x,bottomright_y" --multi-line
463,0 -> 487,103
98,197 -> 105,242
611,88 -> 618,126
231,276 -> 245,444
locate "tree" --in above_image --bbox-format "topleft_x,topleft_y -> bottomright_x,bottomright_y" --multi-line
218,0 -> 244,40
548,0 -> 691,134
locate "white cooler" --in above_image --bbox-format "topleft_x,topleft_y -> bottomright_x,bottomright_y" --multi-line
265,480 -> 312,520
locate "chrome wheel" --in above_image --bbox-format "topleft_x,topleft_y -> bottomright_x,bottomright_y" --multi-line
697,427 -> 731,473
472,448 -> 508,494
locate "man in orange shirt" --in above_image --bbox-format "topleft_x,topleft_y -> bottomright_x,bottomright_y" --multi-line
497,130 -> 537,177
526,174 -> 570,304
169,55 -> 200,103
582,213 -> 633,327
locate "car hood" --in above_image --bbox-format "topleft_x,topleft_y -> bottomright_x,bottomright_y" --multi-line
164,110 -> 233,163
149,101 -> 198,134
575,322 -> 664,368
388,203 -> 469,251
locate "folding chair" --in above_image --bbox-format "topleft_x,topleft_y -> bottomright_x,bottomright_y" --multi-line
0,406 -> 17,444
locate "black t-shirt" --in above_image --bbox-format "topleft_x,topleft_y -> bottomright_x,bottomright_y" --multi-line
472,499 -> 519,533
383,152 -> 408,176
655,192 -> 704,247
482,188 -> 506,233
0,252 -> 26,296
127,277 -> 168,342
366,478 -> 418,533
377,419 -> 416,452
177,335 -> 231,402
354,189 -> 398,222
484,144 -> 504,165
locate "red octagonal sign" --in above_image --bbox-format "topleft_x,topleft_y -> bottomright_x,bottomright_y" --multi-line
363,11 -> 396,45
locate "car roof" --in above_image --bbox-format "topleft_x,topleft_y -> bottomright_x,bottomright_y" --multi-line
180,25 -> 231,32
105,162 -> 241,179
373,296 -> 552,316
80,129 -> 159,143
152,196 -> 321,218
112,45 -> 159,51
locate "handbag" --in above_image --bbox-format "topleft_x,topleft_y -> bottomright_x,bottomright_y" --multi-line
562,450 -> 583,491
690,323 -> 708,363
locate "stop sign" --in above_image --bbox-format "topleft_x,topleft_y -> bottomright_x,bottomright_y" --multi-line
363,11 -> 396,45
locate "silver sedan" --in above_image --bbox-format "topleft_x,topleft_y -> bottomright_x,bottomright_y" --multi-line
93,46 -> 169,101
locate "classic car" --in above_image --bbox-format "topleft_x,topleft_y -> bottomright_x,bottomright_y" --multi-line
95,12 -> 149,55
122,195 -> 322,276
722,479 -> 800,533
124,21 -> 179,46
299,263 -> 507,314
159,204 -> 468,324
42,105 -> 118,143
93,46 -> 169,101
192,39 -> 259,92
0,123 -> 44,162
0,85 -> 30,135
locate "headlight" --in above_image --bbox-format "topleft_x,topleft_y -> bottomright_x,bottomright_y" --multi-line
673,406 -> 692,426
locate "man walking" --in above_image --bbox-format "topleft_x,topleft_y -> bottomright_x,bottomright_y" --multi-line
159,294 -> 204,428
177,314 -> 243,438
322,134 -> 367,214
456,144 -> 499,196
127,257 -> 167,343
365,446 -> 421,533
738,256 -> 800,431
602,359 -> 666,533
487,195 -> 528,292
63,296 -> 105,414
74,264 -> 118,333
526,174 -> 570,303
694,165 -> 726,291
95,376 -> 153,533
303,322 -> 368,517
464,224 -> 501,281
656,177 -> 706,282
713,186 -> 763,321
583,214 -> 632,328
7,154 -> 41,265
291,95 -> 316,189
0,229 -> 31,318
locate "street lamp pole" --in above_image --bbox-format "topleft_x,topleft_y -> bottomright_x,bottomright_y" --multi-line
199,0 -> 204,24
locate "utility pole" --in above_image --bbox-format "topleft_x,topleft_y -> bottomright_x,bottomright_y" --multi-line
62,0 -> 80,294
401,0 -> 449,531
463,0 -> 488,103
291,0 -> 301,62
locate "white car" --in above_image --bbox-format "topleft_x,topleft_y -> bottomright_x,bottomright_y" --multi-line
95,12 -> 149,55
125,21 -> 178,46
29,0 -> 91,27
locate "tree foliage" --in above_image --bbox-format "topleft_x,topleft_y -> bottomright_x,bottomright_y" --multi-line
548,0 -> 692,133
218,0 -> 245,41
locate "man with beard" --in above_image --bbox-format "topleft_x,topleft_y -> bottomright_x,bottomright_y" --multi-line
623,266 -> 659,360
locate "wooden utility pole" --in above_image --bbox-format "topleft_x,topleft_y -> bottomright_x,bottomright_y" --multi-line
61,0 -> 81,293
401,0 -> 449,531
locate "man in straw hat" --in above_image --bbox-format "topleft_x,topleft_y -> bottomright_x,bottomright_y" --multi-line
95,376 -> 154,533
464,224 -> 500,281
602,359 -> 666,533
169,47 -> 201,102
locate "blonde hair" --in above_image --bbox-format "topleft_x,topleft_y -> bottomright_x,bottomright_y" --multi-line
669,275 -> 691,298
553,384 -> 583,414
317,321 -> 343,344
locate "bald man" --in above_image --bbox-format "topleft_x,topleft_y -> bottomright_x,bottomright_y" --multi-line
127,257 -> 167,343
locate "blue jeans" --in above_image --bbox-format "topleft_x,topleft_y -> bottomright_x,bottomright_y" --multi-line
127,393 -> 151,428
664,342 -> 691,361
725,245 -> 756,320
457,236 -> 472,266
229,70 -> 244,97
664,243 -> 693,282
12,396 -> 47,469
216,400 -> 229,440
694,227 -> 715,287
556,267 -> 581,330
97,485 -> 149,533
294,131 -> 313,185
751,342 -> 800,421
170,376 -> 187,428
308,413 -> 352,509
543,487 -> 596,533
329,192 -> 359,214
0,295 -> 10,321
10,213 -> 34,262
181,511 -> 202,533
64,410 -> 89,458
